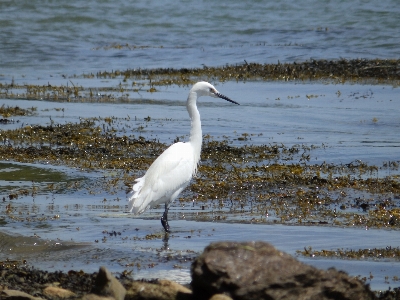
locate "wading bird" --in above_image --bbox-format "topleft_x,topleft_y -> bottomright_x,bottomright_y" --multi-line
127,81 -> 239,232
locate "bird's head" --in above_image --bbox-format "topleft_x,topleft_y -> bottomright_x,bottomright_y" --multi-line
191,81 -> 239,105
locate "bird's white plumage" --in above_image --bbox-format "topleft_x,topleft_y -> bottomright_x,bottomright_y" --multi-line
127,142 -> 195,214
127,81 -> 238,231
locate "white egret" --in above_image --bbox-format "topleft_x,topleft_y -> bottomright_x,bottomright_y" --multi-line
127,81 -> 239,232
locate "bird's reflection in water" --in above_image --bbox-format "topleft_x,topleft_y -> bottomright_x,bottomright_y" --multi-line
161,233 -> 170,251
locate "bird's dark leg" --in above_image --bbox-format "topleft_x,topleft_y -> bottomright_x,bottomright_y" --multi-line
162,233 -> 170,250
161,203 -> 170,233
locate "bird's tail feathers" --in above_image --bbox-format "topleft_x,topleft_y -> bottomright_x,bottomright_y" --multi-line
127,177 -> 146,214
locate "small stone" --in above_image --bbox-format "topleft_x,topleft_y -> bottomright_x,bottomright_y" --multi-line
1,289 -> 43,300
89,267 -> 126,300
158,279 -> 192,294
125,279 -> 192,300
81,294 -> 114,300
209,294 -> 233,300
43,286 -> 77,299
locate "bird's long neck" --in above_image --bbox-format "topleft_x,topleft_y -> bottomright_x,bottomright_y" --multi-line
187,91 -> 202,167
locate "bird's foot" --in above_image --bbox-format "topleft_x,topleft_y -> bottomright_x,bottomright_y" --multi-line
161,216 -> 170,233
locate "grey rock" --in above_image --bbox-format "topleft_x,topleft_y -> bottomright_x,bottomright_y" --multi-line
87,266 -> 126,300
124,279 -> 192,300
43,286 -> 77,299
191,241 -> 376,300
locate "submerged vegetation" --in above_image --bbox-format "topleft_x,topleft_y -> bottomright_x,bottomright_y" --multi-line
0,104 -> 36,118
297,246 -> 400,261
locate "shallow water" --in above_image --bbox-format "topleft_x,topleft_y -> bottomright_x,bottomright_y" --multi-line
1,81 -> 399,166
2,213 -> 400,289
0,81 -> 399,291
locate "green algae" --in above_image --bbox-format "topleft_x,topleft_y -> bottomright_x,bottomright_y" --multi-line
0,162 -> 68,183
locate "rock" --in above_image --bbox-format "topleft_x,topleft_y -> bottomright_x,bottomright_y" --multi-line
209,294 -> 233,300
191,241 -> 376,300
1,289 -> 43,300
125,279 -> 192,300
43,286 -> 77,299
86,266 -> 126,300
81,294 -> 114,300
158,280 -> 192,295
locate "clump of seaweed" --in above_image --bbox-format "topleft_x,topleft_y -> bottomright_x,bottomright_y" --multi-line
0,104 -> 36,118
297,246 -> 400,260
93,59 -> 400,84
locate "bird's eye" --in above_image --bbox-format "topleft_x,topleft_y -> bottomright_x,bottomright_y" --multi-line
210,88 -> 216,94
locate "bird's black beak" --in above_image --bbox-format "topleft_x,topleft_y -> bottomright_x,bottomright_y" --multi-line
216,92 -> 240,105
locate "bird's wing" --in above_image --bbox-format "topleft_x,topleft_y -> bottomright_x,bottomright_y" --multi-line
128,142 -> 195,214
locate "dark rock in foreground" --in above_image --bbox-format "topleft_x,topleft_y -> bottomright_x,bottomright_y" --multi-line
191,241 -> 377,300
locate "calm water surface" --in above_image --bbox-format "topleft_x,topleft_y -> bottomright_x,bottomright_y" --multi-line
0,0 -> 399,79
